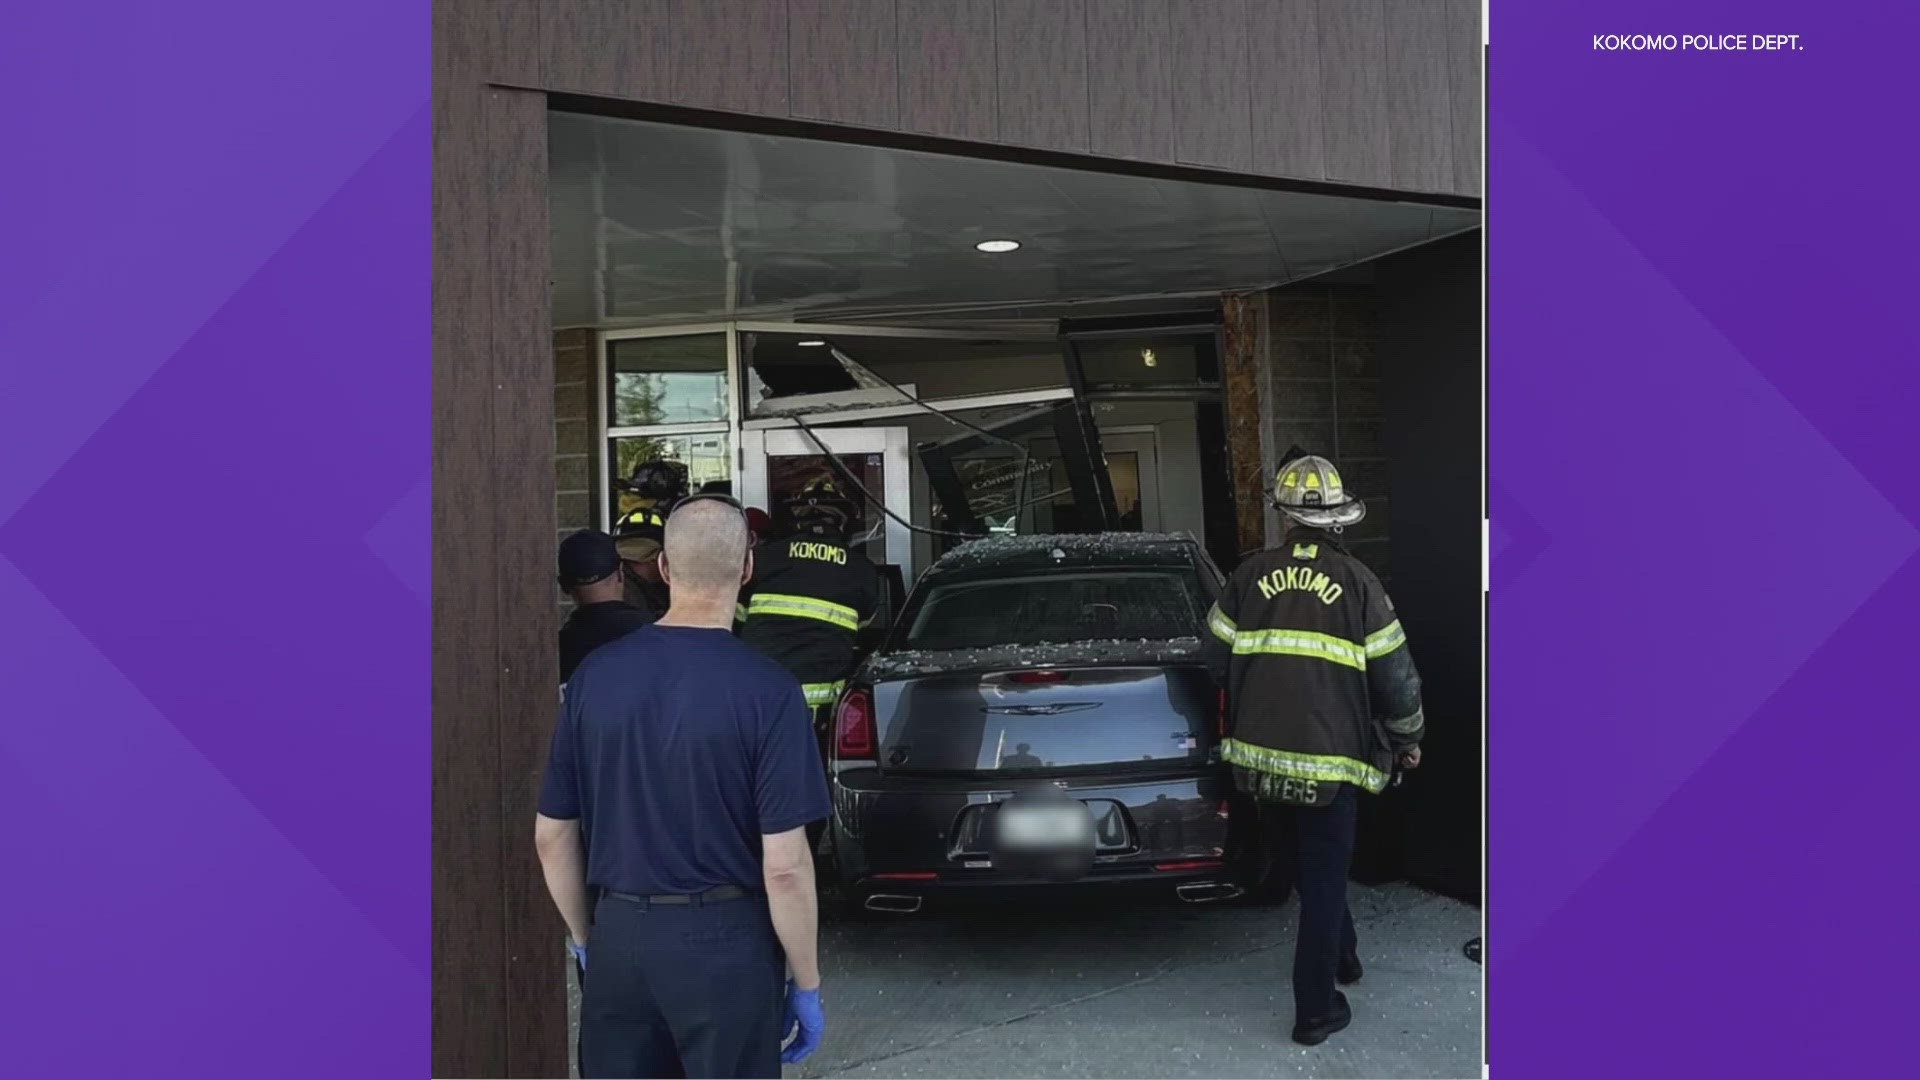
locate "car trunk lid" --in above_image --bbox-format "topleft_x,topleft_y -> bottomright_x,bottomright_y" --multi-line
871,664 -> 1216,777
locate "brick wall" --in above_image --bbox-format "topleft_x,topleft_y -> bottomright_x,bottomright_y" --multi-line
554,328 -> 598,609
1261,286 -> 1392,582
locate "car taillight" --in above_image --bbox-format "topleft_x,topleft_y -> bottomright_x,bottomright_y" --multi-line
1007,669 -> 1069,684
1154,859 -> 1226,873
1216,689 -> 1228,738
834,686 -> 877,761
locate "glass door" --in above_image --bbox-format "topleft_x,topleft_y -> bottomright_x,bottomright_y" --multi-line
740,426 -> 914,585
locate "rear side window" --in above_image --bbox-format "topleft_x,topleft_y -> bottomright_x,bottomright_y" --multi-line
901,569 -> 1204,651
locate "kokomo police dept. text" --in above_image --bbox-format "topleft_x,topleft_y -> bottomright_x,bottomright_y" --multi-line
1593,34 -> 1802,52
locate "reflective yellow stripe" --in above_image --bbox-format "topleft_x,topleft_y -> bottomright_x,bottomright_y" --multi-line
1383,707 -> 1424,736
1231,628 -> 1366,671
1365,619 -> 1407,658
734,603 -> 749,624
801,680 -> 846,707
1207,603 -> 1237,644
1221,738 -> 1390,793
746,593 -> 859,630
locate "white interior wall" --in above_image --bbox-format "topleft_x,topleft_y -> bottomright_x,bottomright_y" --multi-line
1088,401 -> 1207,543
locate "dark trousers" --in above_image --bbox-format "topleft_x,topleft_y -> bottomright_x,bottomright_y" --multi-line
1284,787 -> 1360,1021
804,702 -> 835,854
581,893 -> 786,1079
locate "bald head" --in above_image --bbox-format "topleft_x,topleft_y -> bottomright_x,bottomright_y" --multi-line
660,497 -> 750,598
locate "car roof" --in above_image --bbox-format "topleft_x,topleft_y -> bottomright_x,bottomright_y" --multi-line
928,532 -> 1202,575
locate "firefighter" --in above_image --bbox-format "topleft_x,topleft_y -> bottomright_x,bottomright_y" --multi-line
622,458 -> 691,513
1206,453 -> 1424,1047
729,507 -> 774,636
612,459 -> 689,617
739,471 -> 879,744
612,507 -> 670,617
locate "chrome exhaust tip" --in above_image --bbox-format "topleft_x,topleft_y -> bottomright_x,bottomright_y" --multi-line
1176,881 -> 1244,903
864,893 -> 924,914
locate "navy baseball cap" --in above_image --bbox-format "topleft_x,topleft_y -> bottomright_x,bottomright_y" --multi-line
556,529 -> 621,589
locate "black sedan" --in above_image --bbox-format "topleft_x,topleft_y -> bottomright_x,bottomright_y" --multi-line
823,533 -> 1276,915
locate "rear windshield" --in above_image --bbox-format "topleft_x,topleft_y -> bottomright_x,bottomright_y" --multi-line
898,568 -> 1206,651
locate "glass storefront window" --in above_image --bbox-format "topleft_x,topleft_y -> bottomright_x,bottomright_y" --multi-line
741,331 -> 1069,414
945,454 -> 1058,534
608,334 -> 729,426
610,432 -> 731,522
929,444 -> 1143,558
1013,449 -> 1141,533
1071,333 -> 1219,390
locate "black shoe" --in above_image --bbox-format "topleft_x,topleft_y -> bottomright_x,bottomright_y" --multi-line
1291,991 -> 1352,1046
1338,948 -> 1364,985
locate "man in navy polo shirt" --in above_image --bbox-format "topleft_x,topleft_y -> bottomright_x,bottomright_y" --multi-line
535,497 -> 831,1079
555,528 -> 655,685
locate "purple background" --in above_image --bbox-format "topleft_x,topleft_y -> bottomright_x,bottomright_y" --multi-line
0,2 -> 427,1077
2,1 -> 1915,1076
1491,2 -> 1919,1076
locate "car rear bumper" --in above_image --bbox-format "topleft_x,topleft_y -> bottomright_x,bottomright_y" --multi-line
852,864 -> 1240,899
829,766 -> 1234,891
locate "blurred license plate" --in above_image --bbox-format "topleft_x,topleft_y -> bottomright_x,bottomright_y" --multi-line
995,802 -> 1095,853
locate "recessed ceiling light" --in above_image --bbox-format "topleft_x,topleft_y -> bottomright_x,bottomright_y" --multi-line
975,239 -> 1021,253
797,339 -> 827,347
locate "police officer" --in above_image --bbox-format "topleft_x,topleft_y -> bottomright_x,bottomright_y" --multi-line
611,459 -> 689,617
556,528 -> 655,685
1206,454 -> 1424,1046
536,497 -> 831,1078
739,473 -> 879,718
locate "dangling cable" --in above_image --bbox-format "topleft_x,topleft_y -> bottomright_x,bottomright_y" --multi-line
823,345 -> 1040,533
790,414 -> 984,541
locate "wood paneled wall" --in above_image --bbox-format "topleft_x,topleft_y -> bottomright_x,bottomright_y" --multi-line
479,0 -> 1481,197
435,5 -> 561,1074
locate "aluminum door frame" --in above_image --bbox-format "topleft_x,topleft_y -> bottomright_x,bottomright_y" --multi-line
740,425 -> 915,583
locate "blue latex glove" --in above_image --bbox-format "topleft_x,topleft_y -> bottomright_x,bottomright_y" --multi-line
568,940 -> 587,970
781,981 -> 825,1064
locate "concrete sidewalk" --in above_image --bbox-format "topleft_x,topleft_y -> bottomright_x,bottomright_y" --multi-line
570,882 -> 1481,1079
805,883 -> 1479,1079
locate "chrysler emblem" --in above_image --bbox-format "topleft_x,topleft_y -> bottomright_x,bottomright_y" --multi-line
981,702 -> 1101,716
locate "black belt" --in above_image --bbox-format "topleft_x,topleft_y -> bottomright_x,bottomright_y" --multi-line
604,885 -> 755,906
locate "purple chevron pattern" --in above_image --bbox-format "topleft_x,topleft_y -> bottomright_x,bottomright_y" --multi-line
1491,3 -> 1920,1075
0,3 -> 426,1076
